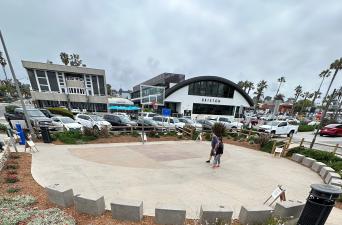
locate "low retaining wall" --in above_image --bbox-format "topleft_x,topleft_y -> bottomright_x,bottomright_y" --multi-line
0,145 -> 10,171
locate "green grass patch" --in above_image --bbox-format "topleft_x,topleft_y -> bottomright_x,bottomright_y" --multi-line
298,124 -> 316,132
55,131 -> 96,144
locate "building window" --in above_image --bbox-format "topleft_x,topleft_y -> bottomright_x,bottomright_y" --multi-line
61,88 -> 65,93
36,70 -> 49,92
188,81 -> 234,98
27,69 -> 39,91
192,103 -> 234,115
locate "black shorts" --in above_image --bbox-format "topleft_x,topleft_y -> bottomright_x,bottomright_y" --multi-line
210,149 -> 215,156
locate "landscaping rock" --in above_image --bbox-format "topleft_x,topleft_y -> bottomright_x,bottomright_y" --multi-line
45,184 -> 74,208
199,204 -> 233,225
291,153 -> 304,163
311,162 -> 326,173
301,157 -> 316,167
319,167 -> 335,179
325,172 -> 342,184
155,202 -> 186,225
111,199 -> 143,222
238,205 -> 273,225
74,193 -> 105,216
273,200 -> 305,219
329,178 -> 342,188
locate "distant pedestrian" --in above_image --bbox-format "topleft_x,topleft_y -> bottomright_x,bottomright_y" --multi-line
206,133 -> 218,163
212,137 -> 224,168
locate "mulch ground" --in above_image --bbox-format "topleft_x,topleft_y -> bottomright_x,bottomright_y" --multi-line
0,152 -> 241,225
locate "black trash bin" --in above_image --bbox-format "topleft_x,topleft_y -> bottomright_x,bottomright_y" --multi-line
40,126 -> 52,143
297,184 -> 342,225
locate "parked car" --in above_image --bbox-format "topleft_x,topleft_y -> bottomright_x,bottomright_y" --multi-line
152,116 -> 176,129
103,114 -> 137,127
196,119 -> 215,130
51,116 -> 83,132
4,107 -> 54,131
75,114 -> 111,132
139,112 -> 157,118
136,118 -> 159,129
258,121 -> 299,137
178,118 -> 203,131
308,121 -> 320,126
320,124 -> 342,137
71,108 -> 81,114
207,116 -> 243,129
39,109 -> 55,118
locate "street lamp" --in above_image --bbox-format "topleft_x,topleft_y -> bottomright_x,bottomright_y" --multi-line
0,51 -> 8,80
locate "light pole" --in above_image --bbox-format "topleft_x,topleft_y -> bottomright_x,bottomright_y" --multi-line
0,30 -> 35,136
0,51 -> 8,80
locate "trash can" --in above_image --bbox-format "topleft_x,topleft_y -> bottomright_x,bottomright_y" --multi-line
297,184 -> 342,225
40,126 -> 52,143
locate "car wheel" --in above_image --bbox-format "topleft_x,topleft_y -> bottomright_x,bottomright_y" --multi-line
93,126 -> 100,135
271,131 -> 276,137
319,133 -> 323,136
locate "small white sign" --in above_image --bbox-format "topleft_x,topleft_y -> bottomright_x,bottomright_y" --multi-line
271,187 -> 283,199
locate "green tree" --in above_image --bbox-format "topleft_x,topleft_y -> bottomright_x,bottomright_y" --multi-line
60,52 -> 69,65
245,81 -> 255,94
274,93 -> 285,102
294,99 -> 312,113
323,58 -> 342,103
237,81 -> 246,91
69,53 -> 82,66
254,80 -> 268,105
299,91 -> 314,115
0,51 -> 8,80
293,85 -> 303,104
311,69 -> 331,106
275,76 -> 286,96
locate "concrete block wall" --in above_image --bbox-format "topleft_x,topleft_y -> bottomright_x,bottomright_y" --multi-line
45,184 -> 74,208
311,161 -> 326,173
111,199 -> 143,222
238,205 -> 273,225
200,204 -> 233,225
325,172 -> 341,184
291,153 -> 304,163
320,167 -> 335,179
74,193 -> 106,216
273,200 -> 305,219
301,157 -> 316,167
155,202 -> 186,225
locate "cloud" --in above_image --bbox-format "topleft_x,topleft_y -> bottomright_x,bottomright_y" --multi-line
1,0 -> 342,99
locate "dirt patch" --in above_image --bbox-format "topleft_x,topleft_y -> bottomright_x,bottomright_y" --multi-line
0,152 -> 242,225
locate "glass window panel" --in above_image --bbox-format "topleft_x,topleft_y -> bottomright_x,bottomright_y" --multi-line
218,83 -> 224,97
40,85 -> 49,91
211,81 -> 218,97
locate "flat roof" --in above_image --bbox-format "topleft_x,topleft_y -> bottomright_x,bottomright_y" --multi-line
22,60 -> 105,76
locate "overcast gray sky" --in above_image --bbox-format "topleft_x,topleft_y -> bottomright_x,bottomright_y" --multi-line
1,0 -> 342,100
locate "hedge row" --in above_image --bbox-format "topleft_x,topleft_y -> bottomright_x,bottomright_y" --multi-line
47,107 -> 74,118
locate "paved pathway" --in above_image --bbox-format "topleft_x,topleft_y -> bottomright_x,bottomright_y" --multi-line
28,140 -> 341,223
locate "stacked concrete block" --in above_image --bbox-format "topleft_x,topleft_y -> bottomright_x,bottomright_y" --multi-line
45,184 -> 74,208
200,204 -> 233,225
301,157 -> 316,167
111,199 -> 143,222
329,178 -> 342,188
311,162 -> 326,173
273,201 -> 305,219
238,205 -> 273,225
74,193 -> 106,216
291,154 -> 304,163
155,203 -> 186,225
319,167 -> 335,179
324,172 -> 341,184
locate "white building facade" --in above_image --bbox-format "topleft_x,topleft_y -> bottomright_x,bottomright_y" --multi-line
164,76 -> 254,118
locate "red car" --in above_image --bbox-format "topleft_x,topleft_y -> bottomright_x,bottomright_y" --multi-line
320,124 -> 342,137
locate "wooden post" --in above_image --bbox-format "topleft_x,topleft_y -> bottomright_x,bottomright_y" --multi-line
130,126 -> 133,134
333,144 -> 339,155
299,138 -> 304,147
271,141 -> 277,154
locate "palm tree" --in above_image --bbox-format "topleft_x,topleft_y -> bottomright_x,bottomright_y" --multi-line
333,87 -> 342,120
245,81 -> 255,94
254,80 -> 268,105
311,69 -> 331,106
299,91 -> 314,115
323,58 -> 342,103
274,94 -> 285,102
60,52 -> 69,65
275,76 -> 286,96
0,51 -> 8,80
70,54 -> 82,66
293,85 -> 303,104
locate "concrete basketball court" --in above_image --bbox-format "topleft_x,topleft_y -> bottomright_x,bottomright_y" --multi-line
30,141 -> 341,222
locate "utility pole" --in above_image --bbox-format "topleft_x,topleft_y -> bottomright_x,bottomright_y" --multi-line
310,89 -> 336,149
0,30 -> 35,136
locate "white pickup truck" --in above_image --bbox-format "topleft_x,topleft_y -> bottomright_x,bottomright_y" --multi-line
207,116 -> 243,129
258,121 -> 298,137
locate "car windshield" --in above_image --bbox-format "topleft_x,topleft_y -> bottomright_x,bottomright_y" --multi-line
60,117 -> 75,124
90,115 -> 105,121
120,116 -> 131,123
27,110 -> 45,117
148,114 -> 156,117
326,124 -> 337,128
172,118 -> 179,123
267,121 -> 280,126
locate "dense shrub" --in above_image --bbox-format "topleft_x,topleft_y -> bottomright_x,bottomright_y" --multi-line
131,130 -> 140,137
55,131 -> 96,144
0,123 -> 7,133
287,147 -> 342,173
148,130 -> 160,138
5,174 -> 19,183
254,133 -> 271,147
260,140 -> 285,153
47,107 -> 74,119
98,127 -> 110,138
7,185 -> 21,193
298,125 -> 316,132
204,132 -> 211,141
5,105 -> 19,114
